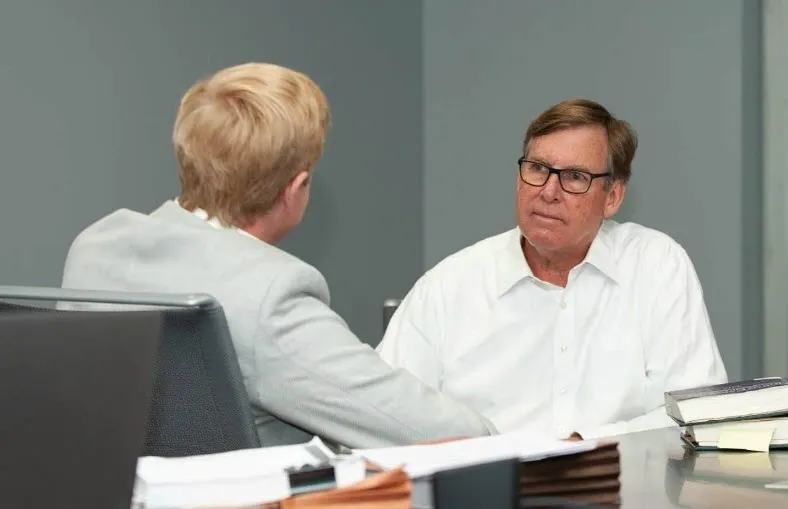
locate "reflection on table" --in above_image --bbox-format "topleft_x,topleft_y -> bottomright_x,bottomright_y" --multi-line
615,427 -> 788,508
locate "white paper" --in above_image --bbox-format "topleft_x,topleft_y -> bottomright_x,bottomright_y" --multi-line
355,430 -> 598,479
141,473 -> 291,508
137,436 -> 334,484
136,436 -> 336,508
334,457 -> 367,487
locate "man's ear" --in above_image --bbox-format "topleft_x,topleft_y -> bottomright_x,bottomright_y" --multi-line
603,180 -> 626,218
282,170 -> 310,204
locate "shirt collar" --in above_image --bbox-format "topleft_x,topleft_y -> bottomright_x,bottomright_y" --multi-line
495,228 -> 534,297
582,222 -> 619,283
175,198 -> 257,240
495,222 -> 619,297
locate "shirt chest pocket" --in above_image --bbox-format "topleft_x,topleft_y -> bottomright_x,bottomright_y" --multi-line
577,330 -> 647,417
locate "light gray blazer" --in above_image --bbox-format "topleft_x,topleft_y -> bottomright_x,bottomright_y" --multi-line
61,200 -> 495,448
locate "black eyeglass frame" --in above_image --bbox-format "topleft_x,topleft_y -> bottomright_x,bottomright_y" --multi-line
517,156 -> 613,194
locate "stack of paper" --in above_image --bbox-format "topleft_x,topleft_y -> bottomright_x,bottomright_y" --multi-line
355,430 -> 598,478
134,437 -> 366,509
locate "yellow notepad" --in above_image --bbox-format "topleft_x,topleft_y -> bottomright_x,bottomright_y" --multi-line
717,427 -> 775,452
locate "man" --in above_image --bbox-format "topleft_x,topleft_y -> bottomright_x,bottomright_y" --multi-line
60,62 -> 495,448
377,99 -> 727,440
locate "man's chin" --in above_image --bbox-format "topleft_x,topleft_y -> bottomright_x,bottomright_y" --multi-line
521,228 -> 565,251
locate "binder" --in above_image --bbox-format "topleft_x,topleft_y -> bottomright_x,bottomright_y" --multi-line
432,458 -> 520,509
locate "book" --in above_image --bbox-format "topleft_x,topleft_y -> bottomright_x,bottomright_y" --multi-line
682,417 -> 788,451
664,377 -> 788,425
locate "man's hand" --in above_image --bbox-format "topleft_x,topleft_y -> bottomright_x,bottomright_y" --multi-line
564,432 -> 583,441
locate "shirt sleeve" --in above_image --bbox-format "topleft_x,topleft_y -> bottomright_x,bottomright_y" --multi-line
576,241 -> 728,440
376,274 -> 444,390
251,263 -> 496,449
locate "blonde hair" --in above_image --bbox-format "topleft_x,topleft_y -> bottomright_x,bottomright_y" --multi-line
173,63 -> 331,226
523,99 -> 637,183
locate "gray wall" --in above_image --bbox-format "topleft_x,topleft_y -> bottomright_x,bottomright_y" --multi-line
423,0 -> 763,380
0,0 -> 764,369
0,0 -> 423,346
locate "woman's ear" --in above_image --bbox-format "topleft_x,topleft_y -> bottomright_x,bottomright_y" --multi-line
283,170 -> 310,203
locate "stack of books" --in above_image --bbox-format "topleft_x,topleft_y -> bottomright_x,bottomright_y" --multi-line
519,441 -> 620,505
664,377 -> 788,451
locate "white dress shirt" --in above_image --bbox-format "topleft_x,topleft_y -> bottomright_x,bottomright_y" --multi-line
377,220 -> 728,439
178,200 -> 256,239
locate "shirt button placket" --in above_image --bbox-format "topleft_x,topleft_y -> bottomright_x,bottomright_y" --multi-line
554,295 -> 573,432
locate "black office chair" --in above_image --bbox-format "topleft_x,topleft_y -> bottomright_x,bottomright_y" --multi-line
0,285 -> 260,457
382,298 -> 402,333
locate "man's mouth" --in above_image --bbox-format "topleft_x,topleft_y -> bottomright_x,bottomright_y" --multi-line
532,211 -> 563,222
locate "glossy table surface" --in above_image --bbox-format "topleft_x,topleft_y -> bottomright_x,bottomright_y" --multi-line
614,427 -> 788,508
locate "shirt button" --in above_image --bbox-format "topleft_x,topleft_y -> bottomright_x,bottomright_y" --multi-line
560,345 -> 567,352
560,301 -> 567,309
560,388 -> 567,395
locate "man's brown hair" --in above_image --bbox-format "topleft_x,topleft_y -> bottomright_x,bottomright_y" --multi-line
174,63 -> 331,226
523,99 -> 637,183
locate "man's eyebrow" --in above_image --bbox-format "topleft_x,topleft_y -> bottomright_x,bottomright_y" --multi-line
529,157 -> 591,172
528,156 -> 552,166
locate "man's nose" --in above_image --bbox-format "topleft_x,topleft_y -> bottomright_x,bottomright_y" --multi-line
540,173 -> 562,201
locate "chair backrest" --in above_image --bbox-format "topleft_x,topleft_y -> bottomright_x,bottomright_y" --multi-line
0,285 -> 261,457
0,309 -> 161,509
382,298 -> 402,333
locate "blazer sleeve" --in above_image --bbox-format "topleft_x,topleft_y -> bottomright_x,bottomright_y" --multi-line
249,263 -> 496,449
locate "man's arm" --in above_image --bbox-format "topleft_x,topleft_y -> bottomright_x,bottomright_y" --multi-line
249,264 -> 495,449
576,242 -> 727,440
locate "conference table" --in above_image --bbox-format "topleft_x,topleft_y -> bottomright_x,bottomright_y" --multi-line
614,427 -> 788,508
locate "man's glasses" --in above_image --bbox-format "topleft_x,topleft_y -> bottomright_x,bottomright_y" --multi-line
518,157 -> 612,195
